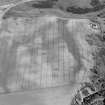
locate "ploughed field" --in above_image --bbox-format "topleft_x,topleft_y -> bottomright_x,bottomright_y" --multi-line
0,15 -> 100,92
0,13 -> 102,105
0,16 -> 77,91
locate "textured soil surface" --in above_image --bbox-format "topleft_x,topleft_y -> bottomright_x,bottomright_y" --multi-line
0,0 -> 105,105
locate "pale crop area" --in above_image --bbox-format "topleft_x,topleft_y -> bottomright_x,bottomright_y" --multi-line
0,0 -> 104,105
0,11 -> 101,105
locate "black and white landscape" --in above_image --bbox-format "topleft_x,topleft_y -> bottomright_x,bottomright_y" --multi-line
0,0 -> 105,105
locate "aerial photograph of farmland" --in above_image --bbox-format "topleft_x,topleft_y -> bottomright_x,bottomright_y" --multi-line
0,0 -> 105,105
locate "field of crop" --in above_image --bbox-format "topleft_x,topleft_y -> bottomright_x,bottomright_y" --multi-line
0,0 -> 105,105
